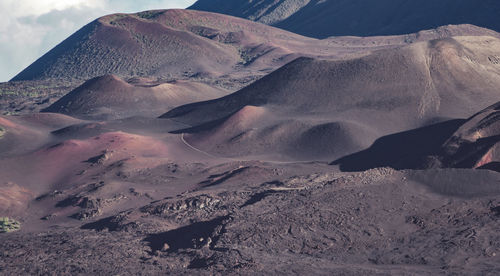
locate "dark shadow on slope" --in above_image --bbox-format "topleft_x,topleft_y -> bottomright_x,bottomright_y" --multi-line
169,115 -> 228,134
144,216 -> 230,253
491,206 -> 500,216
240,190 -> 278,208
331,119 -> 466,171
167,103 -> 265,135
81,213 -> 136,232
81,216 -> 119,231
199,167 -> 250,187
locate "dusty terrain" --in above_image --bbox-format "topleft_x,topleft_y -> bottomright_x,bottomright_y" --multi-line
1,6 -> 500,276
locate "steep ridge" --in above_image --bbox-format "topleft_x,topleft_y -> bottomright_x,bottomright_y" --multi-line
42,75 -> 227,119
9,9 -> 347,83
190,0 -> 500,38
162,36 -> 500,161
189,0 -> 311,25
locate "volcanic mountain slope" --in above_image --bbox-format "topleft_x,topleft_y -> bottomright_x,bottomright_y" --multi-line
189,0 -> 311,25
42,75 -> 228,120
8,9 -> 346,84
11,9 -> 500,87
7,22 -> 497,122
190,0 -> 500,38
161,35 -> 500,161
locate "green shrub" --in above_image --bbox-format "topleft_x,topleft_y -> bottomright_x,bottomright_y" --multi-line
0,126 -> 4,138
0,217 -> 21,233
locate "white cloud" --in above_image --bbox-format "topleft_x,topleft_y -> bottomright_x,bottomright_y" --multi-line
0,0 -> 197,82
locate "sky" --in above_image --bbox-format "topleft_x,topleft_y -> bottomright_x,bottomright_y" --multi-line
0,0 -> 197,82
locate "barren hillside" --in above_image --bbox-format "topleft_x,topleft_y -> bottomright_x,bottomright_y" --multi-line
191,0 -> 500,38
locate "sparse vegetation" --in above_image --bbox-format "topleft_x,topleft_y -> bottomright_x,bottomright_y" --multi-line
0,126 -> 5,138
136,10 -> 163,20
0,90 -> 17,96
0,217 -> 21,233
106,14 -> 129,26
2,111 -> 19,116
0,79 -> 78,115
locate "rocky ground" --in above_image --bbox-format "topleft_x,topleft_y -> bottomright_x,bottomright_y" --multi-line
1,164 -> 499,275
